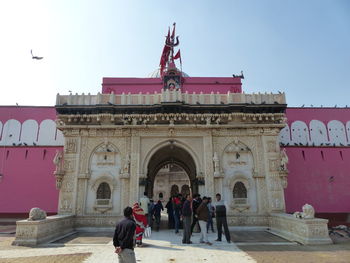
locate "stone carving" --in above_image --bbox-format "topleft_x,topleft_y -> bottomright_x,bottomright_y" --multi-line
293,204 -> 315,219
53,150 -> 65,189
121,154 -> 130,177
53,150 -> 64,173
213,152 -> 221,177
65,138 -> 77,153
63,159 -> 76,172
267,141 -> 276,152
279,148 -> 288,171
28,207 -> 47,221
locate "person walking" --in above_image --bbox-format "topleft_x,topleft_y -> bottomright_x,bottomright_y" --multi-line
113,206 -> 137,263
206,197 -> 215,233
214,193 -> 231,243
196,196 -> 212,245
153,200 -> 164,231
190,194 -> 201,233
165,197 -> 174,229
172,194 -> 182,234
181,194 -> 193,244
132,203 -> 148,246
139,192 -> 150,225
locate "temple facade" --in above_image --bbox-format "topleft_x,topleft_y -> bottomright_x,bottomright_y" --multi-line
7,24 -> 336,245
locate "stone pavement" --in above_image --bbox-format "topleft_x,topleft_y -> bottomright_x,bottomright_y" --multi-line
0,230 -> 255,263
1,228 -> 350,263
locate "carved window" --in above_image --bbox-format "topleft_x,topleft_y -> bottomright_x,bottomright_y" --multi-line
96,182 -> 111,200
233,182 -> 247,199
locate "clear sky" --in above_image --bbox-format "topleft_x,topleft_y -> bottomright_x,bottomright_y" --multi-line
0,0 -> 349,107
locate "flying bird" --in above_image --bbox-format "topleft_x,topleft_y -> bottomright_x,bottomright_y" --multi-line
31,50 -> 43,60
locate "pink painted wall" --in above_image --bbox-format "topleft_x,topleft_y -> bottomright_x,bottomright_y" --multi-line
284,108 -> 350,213
0,107 -> 60,214
102,77 -> 242,94
0,106 -> 57,124
286,107 -> 350,126
0,147 -> 61,214
284,147 -> 350,213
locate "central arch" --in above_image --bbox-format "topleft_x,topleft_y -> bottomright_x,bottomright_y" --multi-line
145,143 -> 198,198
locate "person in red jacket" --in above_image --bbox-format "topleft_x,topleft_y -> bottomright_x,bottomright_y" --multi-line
132,203 -> 148,246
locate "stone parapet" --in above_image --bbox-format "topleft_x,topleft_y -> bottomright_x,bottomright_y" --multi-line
269,213 -> 332,245
56,90 -> 286,106
12,215 -> 74,246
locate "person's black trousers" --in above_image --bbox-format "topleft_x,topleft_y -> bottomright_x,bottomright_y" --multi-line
216,216 -> 231,242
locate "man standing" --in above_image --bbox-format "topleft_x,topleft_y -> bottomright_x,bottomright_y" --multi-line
181,194 -> 193,244
113,206 -> 137,263
190,194 -> 201,233
196,197 -> 212,245
139,192 -> 150,224
214,193 -> 231,243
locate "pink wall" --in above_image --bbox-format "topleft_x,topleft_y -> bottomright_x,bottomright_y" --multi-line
284,147 -> 350,213
0,107 -> 60,215
0,147 -> 61,214
102,77 -> 242,94
284,108 -> 350,214
286,107 -> 350,126
0,106 -> 57,124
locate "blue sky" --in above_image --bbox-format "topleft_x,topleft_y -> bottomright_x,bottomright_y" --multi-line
0,0 -> 349,107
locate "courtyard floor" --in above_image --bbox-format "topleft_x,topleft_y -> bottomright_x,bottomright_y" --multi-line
1,226 -> 350,263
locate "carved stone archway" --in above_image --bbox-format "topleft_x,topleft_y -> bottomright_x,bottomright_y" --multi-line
145,144 -> 197,198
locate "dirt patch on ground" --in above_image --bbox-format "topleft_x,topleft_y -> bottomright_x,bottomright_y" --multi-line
0,253 -> 92,263
239,242 -> 350,263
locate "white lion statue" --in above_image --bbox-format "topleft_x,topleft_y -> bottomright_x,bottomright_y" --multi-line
293,203 -> 315,219
28,207 -> 47,221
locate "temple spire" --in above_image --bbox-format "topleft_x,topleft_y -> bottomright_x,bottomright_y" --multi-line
159,23 -> 181,77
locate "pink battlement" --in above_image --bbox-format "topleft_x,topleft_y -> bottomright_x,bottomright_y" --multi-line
0,106 -> 57,124
286,107 -> 350,126
0,106 -> 60,215
284,108 -> 350,214
102,77 -> 242,94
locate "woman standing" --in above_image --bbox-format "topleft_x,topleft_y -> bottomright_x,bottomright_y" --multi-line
132,203 -> 148,246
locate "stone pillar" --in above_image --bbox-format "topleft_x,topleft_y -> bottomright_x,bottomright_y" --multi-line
129,132 -> 140,204
203,132 -> 214,197
262,132 -> 286,213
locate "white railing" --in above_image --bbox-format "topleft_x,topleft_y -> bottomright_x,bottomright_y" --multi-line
56,90 -> 286,106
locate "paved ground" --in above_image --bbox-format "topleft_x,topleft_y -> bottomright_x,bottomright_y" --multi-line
1,226 -> 350,263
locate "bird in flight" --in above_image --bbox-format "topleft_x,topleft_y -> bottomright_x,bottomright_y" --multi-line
31,49 -> 43,60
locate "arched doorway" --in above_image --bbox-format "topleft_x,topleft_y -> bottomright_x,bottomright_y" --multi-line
145,143 -> 197,199
153,164 -> 191,202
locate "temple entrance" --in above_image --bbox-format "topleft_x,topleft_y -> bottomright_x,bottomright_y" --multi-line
153,163 -> 191,203
145,143 -> 197,230
145,143 -> 198,198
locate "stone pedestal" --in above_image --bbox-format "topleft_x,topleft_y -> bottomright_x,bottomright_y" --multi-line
12,215 -> 74,246
269,213 -> 332,245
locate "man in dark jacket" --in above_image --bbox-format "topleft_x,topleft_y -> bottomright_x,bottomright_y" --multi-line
196,196 -> 212,245
190,194 -> 201,233
214,193 -> 231,243
181,194 -> 193,244
152,200 -> 164,231
113,206 -> 137,263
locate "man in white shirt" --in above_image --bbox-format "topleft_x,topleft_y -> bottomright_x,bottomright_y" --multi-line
214,193 -> 231,243
139,192 -> 150,224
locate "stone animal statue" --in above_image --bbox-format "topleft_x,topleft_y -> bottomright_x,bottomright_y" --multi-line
302,203 -> 315,219
28,207 -> 47,221
293,203 -> 315,219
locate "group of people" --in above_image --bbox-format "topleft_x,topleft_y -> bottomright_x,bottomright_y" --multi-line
180,193 -> 231,245
113,192 -> 231,263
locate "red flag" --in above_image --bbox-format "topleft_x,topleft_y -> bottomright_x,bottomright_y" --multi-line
174,49 -> 182,64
